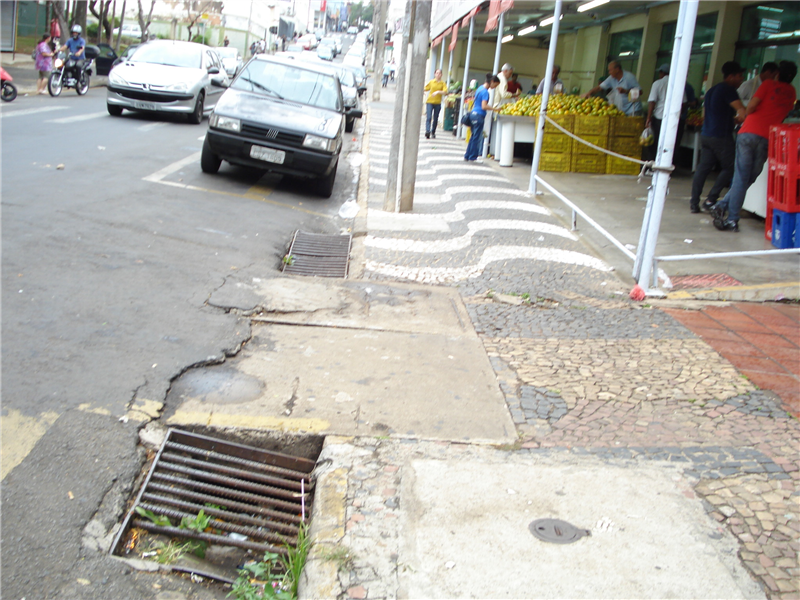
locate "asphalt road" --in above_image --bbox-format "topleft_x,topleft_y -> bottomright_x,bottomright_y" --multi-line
1,80 -> 363,599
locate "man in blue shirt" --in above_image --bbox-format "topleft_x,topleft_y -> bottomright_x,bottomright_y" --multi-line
464,74 -> 499,161
689,61 -> 745,213
584,61 -> 641,115
61,24 -> 86,83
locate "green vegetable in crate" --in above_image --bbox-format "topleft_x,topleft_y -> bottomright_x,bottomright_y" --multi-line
639,126 -> 654,146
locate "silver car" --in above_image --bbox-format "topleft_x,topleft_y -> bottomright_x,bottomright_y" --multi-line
106,40 -> 228,124
214,46 -> 243,78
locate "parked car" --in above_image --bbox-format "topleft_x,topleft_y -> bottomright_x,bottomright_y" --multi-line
316,45 -> 334,61
319,37 -> 337,56
113,23 -> 142,38
214,46 -> 243,78
106,40 -> 229,124
285,43 -> 305,53
331,34 -> 344,54
298,33 -> 317,50
91,43 -> 118,75
342,64 -> 367,97
111,43 -> 139,68
317,63 -> 362,132
347,26 -> 358,35
201,54 -> 361,197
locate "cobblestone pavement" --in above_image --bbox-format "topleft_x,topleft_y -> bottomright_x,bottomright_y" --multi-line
350,102 -> 800,599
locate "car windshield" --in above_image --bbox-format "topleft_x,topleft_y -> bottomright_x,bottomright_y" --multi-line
232,61 -> 340,111
216,48 -> 239,59
130,43 -> 202,69
336,68 -> 356,88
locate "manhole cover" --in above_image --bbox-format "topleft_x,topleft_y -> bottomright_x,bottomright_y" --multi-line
529,518 -> 590,544
282,230 -> 352,278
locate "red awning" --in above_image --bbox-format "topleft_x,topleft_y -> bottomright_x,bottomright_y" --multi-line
485,0 -> 514,33
449,23 -> 459,51
461,6 -> 480,29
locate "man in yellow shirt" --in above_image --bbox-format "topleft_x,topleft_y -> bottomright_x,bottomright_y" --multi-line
424,69 -> 448,139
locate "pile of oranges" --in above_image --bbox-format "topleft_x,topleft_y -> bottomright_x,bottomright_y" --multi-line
498,95 -> 624,117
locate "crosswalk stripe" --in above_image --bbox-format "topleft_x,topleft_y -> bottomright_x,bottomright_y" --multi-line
0,106 -> 69,119
46,111 -> 108,124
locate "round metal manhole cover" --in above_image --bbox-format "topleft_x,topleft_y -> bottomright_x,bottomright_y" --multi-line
529,518 -> 590,544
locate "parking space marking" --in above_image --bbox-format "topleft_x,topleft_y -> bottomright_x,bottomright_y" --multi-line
0,106 -> 69,119
46,111 -> 108,124
138,121 -> 169,132
142,152 -> 329,217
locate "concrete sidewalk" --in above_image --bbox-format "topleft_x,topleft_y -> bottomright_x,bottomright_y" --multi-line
294,83 -> 799,599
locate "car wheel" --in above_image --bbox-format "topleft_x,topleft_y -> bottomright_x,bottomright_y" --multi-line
200,136 -> 221,174
188,92 -> 205,125
345,116 -> 354,133
316,159 -> 338,198
48,72 -> 63,97
76,73 -> 90,95
107,103 -> 123,116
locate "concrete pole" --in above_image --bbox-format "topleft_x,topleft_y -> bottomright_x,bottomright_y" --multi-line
635,0 -> 699,292
483,11 -> 505,158
383,0 -> 414,211
457,16 -> 474,140
372,0 -> 387,102
528,0 -> 563,194
398,0 -> 432,213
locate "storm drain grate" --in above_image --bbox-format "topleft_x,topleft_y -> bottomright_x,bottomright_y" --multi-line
111,429 -> 316,559
671,273 -> 743,291
282,230 -> 352,278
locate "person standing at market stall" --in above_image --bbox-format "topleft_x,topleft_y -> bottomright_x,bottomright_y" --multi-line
645,64 -> 682,161
712,60 -> 797,232
536,65 -> 563,95
424,69 -> 448,139
688,61 -> 746,214
507,73 -> 522,96
465,75 -> 500,162
737,62 -> 779,107
583,61 -> 641,116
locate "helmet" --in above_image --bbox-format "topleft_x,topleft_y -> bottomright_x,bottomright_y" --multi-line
71,24 -> 82,35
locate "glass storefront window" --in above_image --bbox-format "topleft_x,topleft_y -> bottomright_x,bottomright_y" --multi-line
608,29 -> 643,74
657,13 -> 718,95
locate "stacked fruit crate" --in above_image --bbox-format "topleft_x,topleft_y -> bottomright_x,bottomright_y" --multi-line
571,115 -> 611,173
767,123 -> 800,248
539,115 -> 575,173
606,116 -> 645,175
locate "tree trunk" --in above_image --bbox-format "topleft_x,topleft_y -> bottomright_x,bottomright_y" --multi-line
73,0 -> 88,36
114,0 -> 125,51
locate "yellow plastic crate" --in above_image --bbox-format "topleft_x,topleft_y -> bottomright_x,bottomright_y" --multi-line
611,116 -> 645,137
542,133 -> 573,154
574,115 -> 611,137
573,134 -> 609,156
571,154 -> 607,173
541,114 -> 574,134
610,136 -> 642,158
540,152 -> 571,172
606,156 -> 642,175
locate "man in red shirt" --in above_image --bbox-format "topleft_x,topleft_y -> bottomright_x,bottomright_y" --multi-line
713,60 -> 798,231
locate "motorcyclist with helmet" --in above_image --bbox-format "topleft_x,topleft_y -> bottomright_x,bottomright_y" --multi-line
60,25 -> 85,85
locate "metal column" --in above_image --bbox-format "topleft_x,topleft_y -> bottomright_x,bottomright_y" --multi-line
483,11 -> 505,158
457,16 -> 475,140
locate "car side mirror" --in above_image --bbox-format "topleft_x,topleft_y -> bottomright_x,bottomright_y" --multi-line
208,66 -> 220,74
210,76 -> 228,88
358,86 -> 366,93
348,109 -> 363,119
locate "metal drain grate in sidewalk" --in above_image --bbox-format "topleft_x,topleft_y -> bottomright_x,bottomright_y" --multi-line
670,273 -> 743,290
111,429 -> 316,558
282,230 -> 352,278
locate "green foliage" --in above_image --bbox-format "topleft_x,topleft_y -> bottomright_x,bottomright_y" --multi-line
192,32 -> 211,45
147,539 -> 206,564
135,506 -> 172,528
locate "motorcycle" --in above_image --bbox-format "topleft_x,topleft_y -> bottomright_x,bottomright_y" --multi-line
48,50 -> 94,97
1,67 -> 17,102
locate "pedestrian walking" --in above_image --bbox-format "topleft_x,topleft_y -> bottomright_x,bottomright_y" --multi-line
382,62 -> 391,87
713,60 -> 797,232
464,74 -> 499,162
35,33 -> 54,95
689,61 -> 746,214
424,69 -> 447,139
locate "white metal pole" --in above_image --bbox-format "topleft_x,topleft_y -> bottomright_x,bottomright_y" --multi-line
438,36 -> 445,72
529,0 -> 563,194
636,0 -> 699,292
484,11 -> 505,158
458,16 -> 475,140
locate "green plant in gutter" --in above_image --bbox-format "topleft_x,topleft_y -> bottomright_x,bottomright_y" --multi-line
134,506 -> 172,527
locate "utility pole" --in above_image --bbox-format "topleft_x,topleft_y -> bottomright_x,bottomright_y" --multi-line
371,0 -> 387,102
397,0 -> 431,212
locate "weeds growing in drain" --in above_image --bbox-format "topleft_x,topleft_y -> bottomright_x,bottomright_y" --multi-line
228,522 -> 311,600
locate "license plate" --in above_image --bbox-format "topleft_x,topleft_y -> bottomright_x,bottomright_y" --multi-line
134,101 -> 156,111
250,145 -> 285,164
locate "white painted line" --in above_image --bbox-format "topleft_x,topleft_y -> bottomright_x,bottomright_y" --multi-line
366,246 -> 612,284
0,106 -> 69,119
365,219 -> 576,253
46,111 -> 108,124
143,151 -> 201,183
371,164 -> 494,176
370,173 -> 508,188
418,186 -> 535,205
137,121 -> 169,132
367,201 -> 550,231
370,156 -> 477,166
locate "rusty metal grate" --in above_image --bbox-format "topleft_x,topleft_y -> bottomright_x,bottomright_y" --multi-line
111,429 -> 316,559
282,230 -> 352,278
671,273 -> 743,291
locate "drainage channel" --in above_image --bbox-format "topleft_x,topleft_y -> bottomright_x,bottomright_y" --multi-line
111,429 -> 318,582
282,230 -> 352,278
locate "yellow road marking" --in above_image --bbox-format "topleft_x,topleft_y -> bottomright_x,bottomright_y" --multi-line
1,409 -> 59,480
667,281 -> 800,299
167,409 -> 330,432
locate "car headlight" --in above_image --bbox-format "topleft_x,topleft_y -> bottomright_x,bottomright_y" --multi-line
209,114 -> 241,132
303,134 -> 336,152
108,70 -> 127,86
164,81 -> 189,92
